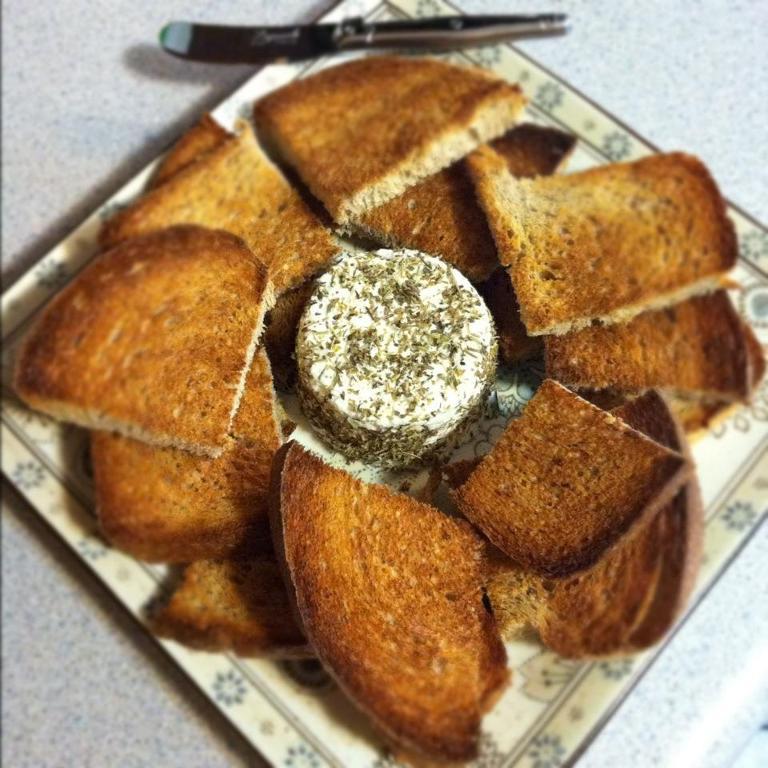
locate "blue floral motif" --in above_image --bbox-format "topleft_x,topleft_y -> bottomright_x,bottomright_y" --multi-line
534,82 -> 564,111
519,651 -> 581,703
34,259 -> 69,289
473,45 -> 502,68
744,285 -> 768,327
11,461 -> 44,490
722,501 -> 758,532
77,535 -> 108,561
284,743 -> 320,768
740,230 -> 768,265
597,658 -> 634,680
495,363 -> 542,418
527,733 -> 566,768
601,131 -> 631,161
474,732 -> 505,767
212,669 -> 247,706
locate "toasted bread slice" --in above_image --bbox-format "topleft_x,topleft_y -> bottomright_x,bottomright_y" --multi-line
467,148 -> 737,335
101,122 -> 338,295
478,267 -> 543,364
568,308 -> 765,433
533,392 -> 702,655
476,392 -> 702,656
93,350 -> 283,562
545,292 -> 752,400
452,379 -> 689,577
263,280 -> 314,391
253,56 -> 525,224
14,226 -> 271,456
151,114 -> 230,187
152,554 -> 308,657
349,124 -> 575,282
270,442 -> 508,761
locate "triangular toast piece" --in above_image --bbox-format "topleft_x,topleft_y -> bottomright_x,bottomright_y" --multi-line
14,226 -> 271,456
93,350 -> 283,562
616,395 -> 703,650
101,122 -> 338,295
151,113 -> 230,187
270,443 -> 508,762
152,553 -> 308,657
452,380 -> 689,577
253,56 -> 525,224
348,124 -> 575,282
669,318 -> 764,432
447,392 -> 702,656
467,148 -> 737,335
555,300 -> 766,433
545,291 -> 752,400
530,392 -> 702,655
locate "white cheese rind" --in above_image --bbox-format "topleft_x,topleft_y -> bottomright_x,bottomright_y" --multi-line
296,248 -> 496,467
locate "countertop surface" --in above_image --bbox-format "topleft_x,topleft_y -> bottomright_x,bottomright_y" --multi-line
2,1 -> 767,766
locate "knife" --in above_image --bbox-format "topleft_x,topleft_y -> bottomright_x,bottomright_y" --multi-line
160,15 -> 569,65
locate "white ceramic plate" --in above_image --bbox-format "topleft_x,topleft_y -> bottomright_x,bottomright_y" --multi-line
2,0 -> 767,765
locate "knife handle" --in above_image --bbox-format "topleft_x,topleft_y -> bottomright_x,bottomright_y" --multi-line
336,14 -> 568,50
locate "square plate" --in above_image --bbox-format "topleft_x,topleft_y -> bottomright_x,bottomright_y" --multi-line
2,0 -> 767,765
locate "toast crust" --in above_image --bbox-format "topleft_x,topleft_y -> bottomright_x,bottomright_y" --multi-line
151,113 -> 230,187
545,292 -> 752,400
453,380 -> 689,577
467,148 -> 737,335
152,555 -> 309,657
93,350 -> 283,562
349,124 -> 576,283
101,122 -> 338,295
14,226 -> 271,456
273,443 -> 508,761
254,56 -> 525,223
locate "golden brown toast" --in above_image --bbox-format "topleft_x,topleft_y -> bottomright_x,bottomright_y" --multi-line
253,56 -> 525,224
263,280 -> 314,391
659,323 -> 764,434
533,392 -> 702,656
349,124 -> 576,282
151,113 -> 230,187
467,148 -> 737,335
93,350 -> 283,562
453,392 -> 702,656
478,267 -> 543,364
452,379 -> 689,577
100,122 -> 338,295
14,226 -> 271,456
270,442 -> 508,762
545,291 -> 752,400
153,554 -> 308,657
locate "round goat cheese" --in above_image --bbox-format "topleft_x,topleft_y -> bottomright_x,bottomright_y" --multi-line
296,248 -> 496,468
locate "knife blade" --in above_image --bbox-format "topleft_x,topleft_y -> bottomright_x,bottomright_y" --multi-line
160,14 -> 569,65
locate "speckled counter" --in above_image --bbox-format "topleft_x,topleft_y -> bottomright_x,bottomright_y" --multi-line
3,1 -> 767,766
